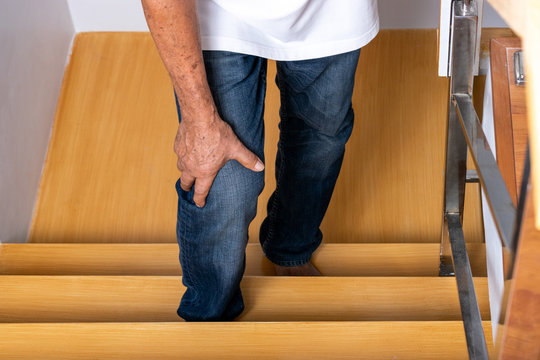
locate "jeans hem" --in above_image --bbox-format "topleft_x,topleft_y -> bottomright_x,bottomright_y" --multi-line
262,250 -> 312,267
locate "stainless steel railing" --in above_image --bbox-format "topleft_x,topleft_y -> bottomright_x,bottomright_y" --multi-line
439,1 -> 521,358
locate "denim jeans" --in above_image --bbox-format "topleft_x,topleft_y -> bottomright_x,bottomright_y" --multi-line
174,49 -> 361,321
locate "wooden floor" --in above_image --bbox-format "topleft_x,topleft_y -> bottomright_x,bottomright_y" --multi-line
29,30 -> 484,243
0,276 -> 490,322
0,241 -> 493,357
0,321 -> 493,359
0,242 -> 488,276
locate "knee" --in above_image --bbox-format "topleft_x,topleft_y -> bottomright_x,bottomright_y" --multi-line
208,159 -> 264,215
176,160 -> 264,225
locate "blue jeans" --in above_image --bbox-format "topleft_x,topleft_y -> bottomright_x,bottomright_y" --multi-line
174,49 -> 361,321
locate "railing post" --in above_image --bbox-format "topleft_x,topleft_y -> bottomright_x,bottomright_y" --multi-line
440,1 -> 490,358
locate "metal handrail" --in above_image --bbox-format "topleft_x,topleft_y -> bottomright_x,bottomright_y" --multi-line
440,1 -> 521,358
453,94 -> 516,249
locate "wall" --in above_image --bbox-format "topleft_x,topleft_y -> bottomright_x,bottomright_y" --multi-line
66,0 -> 507,32
68,0 -> 149,32
0,0 -> 75,243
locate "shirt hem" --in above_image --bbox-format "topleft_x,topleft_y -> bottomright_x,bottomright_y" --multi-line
200,20 -> 379,61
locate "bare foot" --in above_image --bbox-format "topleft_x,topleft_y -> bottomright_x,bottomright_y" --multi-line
274,262 -> 322,276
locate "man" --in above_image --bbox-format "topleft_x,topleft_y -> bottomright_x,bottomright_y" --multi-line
141,0 -> 379,321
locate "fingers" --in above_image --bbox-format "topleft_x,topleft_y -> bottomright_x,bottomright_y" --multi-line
232,143 -> 264,172
179,173 -> 195,192
192,176 -> 215,208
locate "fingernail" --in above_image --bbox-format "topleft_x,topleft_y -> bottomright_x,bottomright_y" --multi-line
196,202 -> 204,208
254,160 -> 264,171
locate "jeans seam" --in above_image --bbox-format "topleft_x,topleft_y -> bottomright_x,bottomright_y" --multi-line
264,71 -> 288,251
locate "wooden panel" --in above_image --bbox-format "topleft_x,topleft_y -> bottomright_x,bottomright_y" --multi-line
0,321 -> 493,360
0,243 -> 488,276
489,0 -> 540,229
0,276 -> 490,322
507,42 -> 529,198
29,30 -> 484,244
512,113 -> 529,189
491,38 -> 522,205
497,185 -> 540,359
479,28 -> 516,75
473,29 -> 515,122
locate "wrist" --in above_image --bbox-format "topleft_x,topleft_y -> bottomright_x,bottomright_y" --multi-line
175,89 -> 218,125
180,103 -> 219,126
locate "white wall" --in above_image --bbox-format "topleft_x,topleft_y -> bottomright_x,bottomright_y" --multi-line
67,0 -> 507,32
68,0 -> 149,32
0,0 -> 75,243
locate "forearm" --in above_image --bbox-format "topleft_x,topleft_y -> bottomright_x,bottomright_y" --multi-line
141,0 -> 215,123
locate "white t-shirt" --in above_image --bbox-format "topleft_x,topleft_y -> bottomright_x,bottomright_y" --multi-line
197,0 -> 379,61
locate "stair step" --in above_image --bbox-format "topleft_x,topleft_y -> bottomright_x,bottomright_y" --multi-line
0,321 -> 493,359
0,275 -> 489,322
0,242 -> 487,276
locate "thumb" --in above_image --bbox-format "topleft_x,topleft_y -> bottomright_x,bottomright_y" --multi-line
232,143 -> 264,172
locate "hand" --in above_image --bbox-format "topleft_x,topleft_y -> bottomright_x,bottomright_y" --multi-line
174,113 -> 264,207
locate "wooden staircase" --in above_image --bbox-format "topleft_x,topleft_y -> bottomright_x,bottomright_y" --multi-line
0,31 -> 495,358
0,243 -> 493,359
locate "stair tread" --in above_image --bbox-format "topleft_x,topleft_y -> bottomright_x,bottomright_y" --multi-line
0,275 -> 489,322
0,242 -> 487,276
0,321 -> 494,359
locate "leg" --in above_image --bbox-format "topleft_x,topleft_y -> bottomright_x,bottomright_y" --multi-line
174,51 -> 267,321
260,49 -> 361,268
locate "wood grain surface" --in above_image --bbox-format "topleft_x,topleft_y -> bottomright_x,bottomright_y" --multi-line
0,242 -> 488,276
487,0 -> 540,228
28,30 -> 484,244
0,321 -> 493,360
0,275 -> 490,322
497,184 -> 540,359
491,37 -> 528,205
